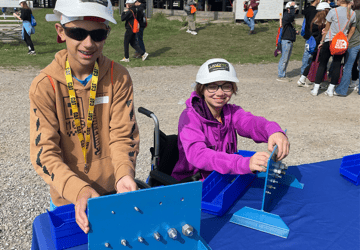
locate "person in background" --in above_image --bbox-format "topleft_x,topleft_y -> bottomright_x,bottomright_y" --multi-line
171,58 -> 289,182
1,7 -> 7,19
121,0 -> 148,62
335,0 -> 360,96
277,2 -> 298,82
133,0 -> 147,59
243,0 -> 260,35
31,0 -> 139,233
311,0 -> 355,97
297,2 -> 331,87
184,0 -> 197,35
298,0 -> 320,84
13,0 -> 36,55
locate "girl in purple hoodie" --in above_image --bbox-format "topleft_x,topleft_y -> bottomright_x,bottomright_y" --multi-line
171,58 -> 290,181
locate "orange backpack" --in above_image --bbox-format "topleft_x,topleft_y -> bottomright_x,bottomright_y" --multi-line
129,10 -> 140,34
190,5 -> 196,14
247,8 -> 254,18
329,9 -> 354,55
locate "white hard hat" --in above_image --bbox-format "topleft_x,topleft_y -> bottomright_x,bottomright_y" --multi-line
126,0 -> 136,4
45,0 -> 116,24
19,0 -> 26,4
316,2 -> 331,10
196,59 -> 239,84
285,2 -> 298,9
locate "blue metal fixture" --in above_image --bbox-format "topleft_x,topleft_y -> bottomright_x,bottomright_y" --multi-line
87,182 -> 212,249
230,143 -> 304,238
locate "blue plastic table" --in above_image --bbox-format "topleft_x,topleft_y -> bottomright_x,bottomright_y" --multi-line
32,159 -> 360,250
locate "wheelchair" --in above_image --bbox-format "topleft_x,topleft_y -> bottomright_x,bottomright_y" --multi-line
135,107 -> 202,189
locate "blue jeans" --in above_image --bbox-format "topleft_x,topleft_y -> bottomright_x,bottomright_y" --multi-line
301,41 -> 312,75
336,44 -> 360,95
136,27 -> 146,53
278,40 -> 293,78
244,10 -> 258,31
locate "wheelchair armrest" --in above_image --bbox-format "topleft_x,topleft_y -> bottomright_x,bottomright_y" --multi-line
150,170 -> 179,186
135,179 -> 152,189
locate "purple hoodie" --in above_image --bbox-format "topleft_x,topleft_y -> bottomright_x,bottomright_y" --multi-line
171,91 -> 285,181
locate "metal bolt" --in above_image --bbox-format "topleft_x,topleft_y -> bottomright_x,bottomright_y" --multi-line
121,239 -> 127,246
182,224 -> 194,237
111,211 -> 115,214
134,206 -> 140,212
267,185 -> 276,189
168,228 -> 178,239
154,232 -> 161,241
138,236 -> 144,243
105,242 -> 110,248
269,179 -> 278,184
275,174 -> 282,178
280,163 -> 288,170
281,170 -> 286,175
265,191 -> 271,195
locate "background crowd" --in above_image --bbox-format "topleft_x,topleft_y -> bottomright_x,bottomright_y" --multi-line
276,0 -> 360,97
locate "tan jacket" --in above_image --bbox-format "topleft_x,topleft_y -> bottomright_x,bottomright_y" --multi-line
29,50 -> 139,206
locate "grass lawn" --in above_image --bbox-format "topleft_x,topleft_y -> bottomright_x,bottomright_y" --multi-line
0,8 -> 305,68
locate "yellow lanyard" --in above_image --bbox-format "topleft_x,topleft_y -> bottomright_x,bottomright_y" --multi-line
65,58 -> 99,174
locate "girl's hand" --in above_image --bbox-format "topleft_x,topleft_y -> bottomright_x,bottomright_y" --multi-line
249,152 -> 270,172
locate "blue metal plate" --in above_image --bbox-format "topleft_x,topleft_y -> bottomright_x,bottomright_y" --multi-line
87,182 -> 211,250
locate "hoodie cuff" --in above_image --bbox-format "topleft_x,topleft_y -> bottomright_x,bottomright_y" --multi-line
62,175 -> 91,204
237,156 -> 253,175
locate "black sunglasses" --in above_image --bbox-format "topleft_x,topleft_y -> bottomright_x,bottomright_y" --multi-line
61,24 -> 110,42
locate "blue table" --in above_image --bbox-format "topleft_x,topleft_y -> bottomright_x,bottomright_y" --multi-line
32,159 -> 360,250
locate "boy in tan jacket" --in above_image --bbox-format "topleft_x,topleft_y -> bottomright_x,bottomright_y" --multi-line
29,0 -> 139,234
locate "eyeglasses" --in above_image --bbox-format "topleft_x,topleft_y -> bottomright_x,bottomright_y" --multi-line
61,24 -> 110,42
206,83 -> 233,93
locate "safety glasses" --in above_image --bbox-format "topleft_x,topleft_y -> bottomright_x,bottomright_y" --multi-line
61,24 -> 110,42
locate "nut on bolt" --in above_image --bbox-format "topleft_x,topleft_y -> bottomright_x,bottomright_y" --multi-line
153,232 -> 161,241
167,228 -> 178,239
182,224 -> 194,237
121,239 -> 127,246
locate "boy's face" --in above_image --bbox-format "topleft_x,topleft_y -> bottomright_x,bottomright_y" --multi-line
55,20 -> 108,69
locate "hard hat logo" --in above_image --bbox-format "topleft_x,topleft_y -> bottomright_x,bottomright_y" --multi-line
208,62 -> 230,73
81,0 -> 109,7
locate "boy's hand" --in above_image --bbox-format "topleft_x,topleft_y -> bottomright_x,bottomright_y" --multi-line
268,132 -> 290,161
75,186 -> 100,234
116,175 -> 138,193
249,152 -> 270,172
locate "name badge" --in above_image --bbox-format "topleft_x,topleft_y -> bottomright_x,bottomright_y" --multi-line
95,96 -> 109,105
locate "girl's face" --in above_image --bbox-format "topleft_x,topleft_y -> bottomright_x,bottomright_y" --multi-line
203,81 -> 234,113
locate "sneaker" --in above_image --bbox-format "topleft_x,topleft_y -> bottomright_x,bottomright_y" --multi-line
297,78 -> 306,87
354,85 -> 359,92
324,88 -> 334,97
120,58 -> 130,62
191,31 -> 197,35
276,77 -> 292,82
310,88 -> 319,96
186,29 -> 192,33
349,79 -> 359,88
333,91 -> 343,96
28,51 -> 36,55
249,30 -> 257,35
142,52 -> 149,61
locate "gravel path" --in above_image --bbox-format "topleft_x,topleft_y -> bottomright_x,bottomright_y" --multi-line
1,61 -> 359,249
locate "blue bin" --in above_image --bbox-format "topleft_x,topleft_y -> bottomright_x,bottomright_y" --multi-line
47,204 -> 88,250
340,153 -> 360,186
201,150 -> 256,216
